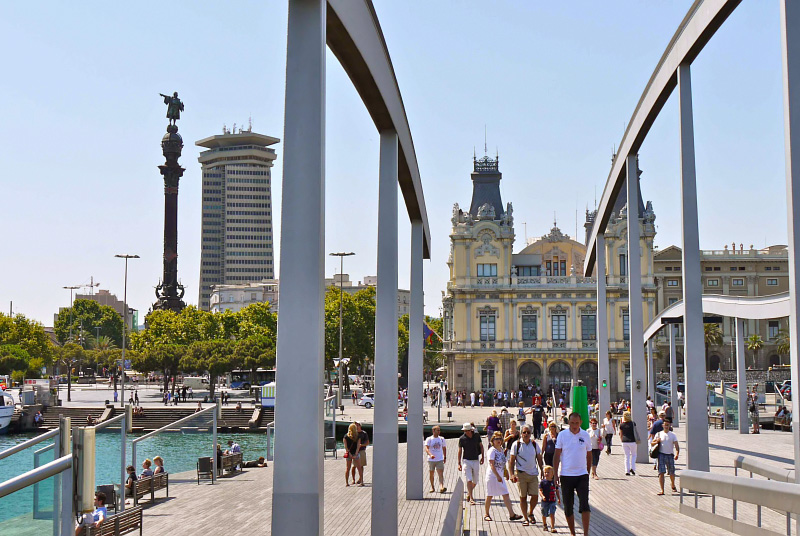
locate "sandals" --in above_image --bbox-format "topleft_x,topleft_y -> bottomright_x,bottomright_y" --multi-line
483,515 -> 493,522
509,514 -> 524,521
468,498 -> 476,506
671,486 -> 678,492
522,519 -> 530,526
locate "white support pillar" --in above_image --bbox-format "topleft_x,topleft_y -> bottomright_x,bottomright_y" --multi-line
406,220 -> 424,500
669,325 -> 679,428
647,340 -> 655,401
596,234 -> 610,414
372,130 -> 399,535
678,63 -> 710,471
735,318 -> 748,434
780,1 -> 800,490
271,1 -> 326,533
626,154 -> 648,461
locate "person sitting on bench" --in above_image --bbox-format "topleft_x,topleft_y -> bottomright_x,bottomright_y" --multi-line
124,466 -> 137,499
75,491 -> 107,535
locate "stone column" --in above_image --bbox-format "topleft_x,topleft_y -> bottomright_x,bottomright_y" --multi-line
406,221 -> 424,499
678,63 -> 710,471
626,154 -> 648,461
272,0 -> 326,533
596,234 -> 611,414
372,130 -> 399,535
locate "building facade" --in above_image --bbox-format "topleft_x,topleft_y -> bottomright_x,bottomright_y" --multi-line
652,244 -> 790,371
443,155 -> 657,398
196,128 -> 279,310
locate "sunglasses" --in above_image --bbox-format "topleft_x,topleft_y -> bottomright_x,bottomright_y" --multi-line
522,431 -> 531,435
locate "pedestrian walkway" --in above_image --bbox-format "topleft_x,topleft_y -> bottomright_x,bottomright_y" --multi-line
137,423 -> 795,534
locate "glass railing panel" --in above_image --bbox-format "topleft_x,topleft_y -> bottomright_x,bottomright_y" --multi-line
0,470 -> 59,534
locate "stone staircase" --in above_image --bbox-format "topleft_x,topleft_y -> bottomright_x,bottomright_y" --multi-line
39,406 -> 110,430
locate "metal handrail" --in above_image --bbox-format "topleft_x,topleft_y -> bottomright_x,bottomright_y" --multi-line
133,405 -> 216,443
93,412 -> 125,431
0,428 -> 58,460
0,454 -> 72,499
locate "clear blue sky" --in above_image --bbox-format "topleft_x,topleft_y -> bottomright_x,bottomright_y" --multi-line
0,1 -> 787,326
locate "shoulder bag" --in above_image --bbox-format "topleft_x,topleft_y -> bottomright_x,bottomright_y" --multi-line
633,422 -> 641,444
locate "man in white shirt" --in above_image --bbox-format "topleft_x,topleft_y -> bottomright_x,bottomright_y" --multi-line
509,424 -> 544,526
553,412 -> 592,536
651,419 -> 680,495
425,425 -> 447,493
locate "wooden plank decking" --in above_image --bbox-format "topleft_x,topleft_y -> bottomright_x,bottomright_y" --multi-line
137,424 -> 796,535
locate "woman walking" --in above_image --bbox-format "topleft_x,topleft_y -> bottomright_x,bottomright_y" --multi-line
588,418 -> 603,479
485,410 -> 501,439
344,423 -> 362,486
483,432 -> 523,522
503,419 -> 520,457
602,410 -> 616,455
619,411 -> 639,476
541,421 -> 559,467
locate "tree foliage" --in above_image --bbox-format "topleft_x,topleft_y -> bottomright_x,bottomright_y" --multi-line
0,313 -> 53,365
746,334 -> 764,368
54,300 -> 123,348
324,286 -> 376,377
775,329 -> 790,357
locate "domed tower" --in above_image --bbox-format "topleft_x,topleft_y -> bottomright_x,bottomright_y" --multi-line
153,94 -> 187,313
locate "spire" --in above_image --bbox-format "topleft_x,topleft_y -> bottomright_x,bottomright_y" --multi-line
469,150 -> 503,220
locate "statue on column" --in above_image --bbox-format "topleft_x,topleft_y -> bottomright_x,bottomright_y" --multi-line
160,92 -> 185,125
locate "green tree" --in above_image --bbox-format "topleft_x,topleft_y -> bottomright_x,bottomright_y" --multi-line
0,344 -> 31,375
233,335 -> 276,384
132,345 -> 184,394
54,300 -> 123,348
746,334 -> 764,369
704,323 -> 723,371
398,315 -> 444,379
0,313 -> 53,365
324,286 -> 376,385
775,329 -> 790,366
182,340 -> 236,399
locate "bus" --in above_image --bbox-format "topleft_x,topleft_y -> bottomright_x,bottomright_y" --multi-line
227,369 -> 276,390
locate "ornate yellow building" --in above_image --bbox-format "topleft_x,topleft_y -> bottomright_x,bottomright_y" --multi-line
442,155 -> 657,399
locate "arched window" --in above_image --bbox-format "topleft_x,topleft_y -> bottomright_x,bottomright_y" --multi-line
518,361 -> 542,389
578,361 -> 598,394
707,354 -> 721,372
548,361 -> 571,391
769,354 -> 781,368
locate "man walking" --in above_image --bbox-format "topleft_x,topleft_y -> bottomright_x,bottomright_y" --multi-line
499,408 -> 511,434
553,412 -> 592,536
652,419 -> 679,495
425,425 -> 447,493
509,424 -> 544,526
649,411 -> 666,470
457,423 -> 484,505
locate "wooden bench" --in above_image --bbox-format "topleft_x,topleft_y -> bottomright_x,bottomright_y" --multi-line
221,453 -> 243,475
85,506 -> 143,536
131,473 -> 169,506
708,415 -> 724,429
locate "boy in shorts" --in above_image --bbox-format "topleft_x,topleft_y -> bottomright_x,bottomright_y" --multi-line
539,465 -> 562,533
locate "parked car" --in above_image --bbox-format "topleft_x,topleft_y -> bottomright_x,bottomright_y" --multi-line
656,381 -> 685,395
358,393 -> 404,409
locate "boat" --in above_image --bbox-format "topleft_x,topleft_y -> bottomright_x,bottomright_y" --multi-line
0,388 -> 14,434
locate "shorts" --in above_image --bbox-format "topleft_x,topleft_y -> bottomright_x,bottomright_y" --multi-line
515,471 -> 539,497
591,448 -> 602,467
541,500 -> 557,517
462,459 -> 480,483
559,474 -> 590,517
359,450 -> 368,467
428,460 -> 445,471
658,452 -> 675,475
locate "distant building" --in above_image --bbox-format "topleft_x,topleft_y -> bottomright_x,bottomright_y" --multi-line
208,274 -> 410,317
71,289 -> 138,333
196,127 -> 280,310
652,244 -> 790,371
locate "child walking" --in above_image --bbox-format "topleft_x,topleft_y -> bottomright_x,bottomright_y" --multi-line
539,465 -> 562,533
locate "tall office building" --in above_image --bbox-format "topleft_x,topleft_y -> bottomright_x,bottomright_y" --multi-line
196,127 -> 279,310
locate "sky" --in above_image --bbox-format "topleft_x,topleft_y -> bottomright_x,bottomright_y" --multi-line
0,1 -> 789,326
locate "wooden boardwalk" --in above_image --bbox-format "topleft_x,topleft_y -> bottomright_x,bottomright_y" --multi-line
137,423 -> 796,535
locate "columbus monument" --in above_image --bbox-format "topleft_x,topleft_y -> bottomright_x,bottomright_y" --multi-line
153,92 -> 187,312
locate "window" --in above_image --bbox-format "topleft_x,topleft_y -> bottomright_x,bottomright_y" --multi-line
767,278 -> 778,286
713,267 -> 721,271
477,264 -> 497,277
582,314 -> 596,341
667,279 -> 679,287
560,261 -> 567,276
622,314 -> 630,341
765,267 -> 772,271
705,267 -> 712,272
769,320 -> 780,339
480,314 -> 496,341
545,261 -> 552,275
619,254 -> 627,276
730,267 -> 738,271
707,279 -> 719,287
665,267 -> 673,271
518,266 -> 540,276
552,315 -> 567,340
732,278 -> 744,287
522,315 -> 537,341
668,297 -> 679,305
481,366 -> 495,390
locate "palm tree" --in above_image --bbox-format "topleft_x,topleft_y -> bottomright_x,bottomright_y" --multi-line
774,329 -> 790,366
746,334 -> 764,369
704,323 -> 723,371
92,335 -> 117,351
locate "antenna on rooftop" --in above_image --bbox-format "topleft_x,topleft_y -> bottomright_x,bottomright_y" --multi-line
222,124 -> 227,134
248,116 -> 252,132
484,125 -> 487,155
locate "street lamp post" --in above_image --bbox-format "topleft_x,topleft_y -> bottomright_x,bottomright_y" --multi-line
115,254 -> 139,408
63,285 -> 80,402
329,252 -> 355,406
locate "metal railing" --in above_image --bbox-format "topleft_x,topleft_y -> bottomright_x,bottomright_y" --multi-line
265,421 -> 275,462
132,405 -> 218,483
0,428 -> 59,460
680,469 -> 800,535
734,455 -> 796,483
0,454 -> 73,536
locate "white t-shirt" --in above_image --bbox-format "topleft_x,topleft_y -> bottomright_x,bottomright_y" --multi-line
510,439 -> 541,475
602,417 -> 615,435
555,428 -> 591,476
656,430 -> 678,455
589,428 -> 602,449
425,436 -> 446,462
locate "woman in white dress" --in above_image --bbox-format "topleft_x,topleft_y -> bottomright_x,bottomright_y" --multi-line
483,431 -> 523,522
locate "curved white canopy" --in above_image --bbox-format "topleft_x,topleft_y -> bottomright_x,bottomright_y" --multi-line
643,292 -> 790,341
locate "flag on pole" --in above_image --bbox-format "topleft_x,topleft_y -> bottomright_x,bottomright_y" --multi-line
423,323 -> 435,346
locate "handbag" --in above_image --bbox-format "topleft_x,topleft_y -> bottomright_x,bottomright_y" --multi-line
344,452 -> 349,459
633,422 -> 641,445
649,442 -> 660,459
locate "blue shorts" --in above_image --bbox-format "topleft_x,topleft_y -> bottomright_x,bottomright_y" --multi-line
658,452 -> 675,474
541,501 -> 557,516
